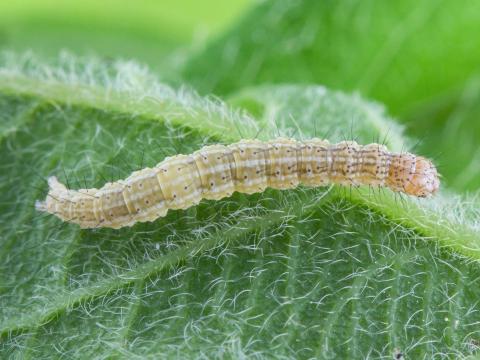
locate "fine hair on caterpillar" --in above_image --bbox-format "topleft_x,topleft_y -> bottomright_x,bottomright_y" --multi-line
35,138 -> 440,229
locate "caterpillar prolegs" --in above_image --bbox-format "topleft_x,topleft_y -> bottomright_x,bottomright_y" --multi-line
35,138 -> 440,229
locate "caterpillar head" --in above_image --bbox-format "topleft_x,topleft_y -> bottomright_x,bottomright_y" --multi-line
403,157 -> 440,197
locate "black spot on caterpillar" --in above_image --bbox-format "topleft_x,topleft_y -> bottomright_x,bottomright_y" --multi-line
36,138 -> 440,229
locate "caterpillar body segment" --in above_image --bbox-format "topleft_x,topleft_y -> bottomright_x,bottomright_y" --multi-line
35,138 -> 440,229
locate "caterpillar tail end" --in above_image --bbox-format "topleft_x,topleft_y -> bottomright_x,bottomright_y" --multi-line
47,176 -> 68,192
35,176 -> 69,214
35,200 -> 47,212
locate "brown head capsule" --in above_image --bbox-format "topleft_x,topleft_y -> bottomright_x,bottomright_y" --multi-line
401,156 -> 440,197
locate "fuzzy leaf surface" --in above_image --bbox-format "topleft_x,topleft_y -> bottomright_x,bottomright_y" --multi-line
0,57 -> 480,359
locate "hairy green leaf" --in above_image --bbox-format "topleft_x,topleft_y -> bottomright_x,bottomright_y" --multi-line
1,56 -> 479,359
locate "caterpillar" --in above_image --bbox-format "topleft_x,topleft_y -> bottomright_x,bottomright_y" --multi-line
35,138 -> 440,229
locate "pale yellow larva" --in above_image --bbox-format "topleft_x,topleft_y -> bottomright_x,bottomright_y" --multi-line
35,138 -> 440,229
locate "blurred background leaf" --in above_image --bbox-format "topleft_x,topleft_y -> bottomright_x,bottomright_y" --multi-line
0,0 -> 251,72
181,0 -> 480,192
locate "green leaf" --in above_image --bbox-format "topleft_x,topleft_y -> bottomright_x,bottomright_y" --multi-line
181,0 -> 480,192
0,0 -> 252,71
1,55 -> 480,359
